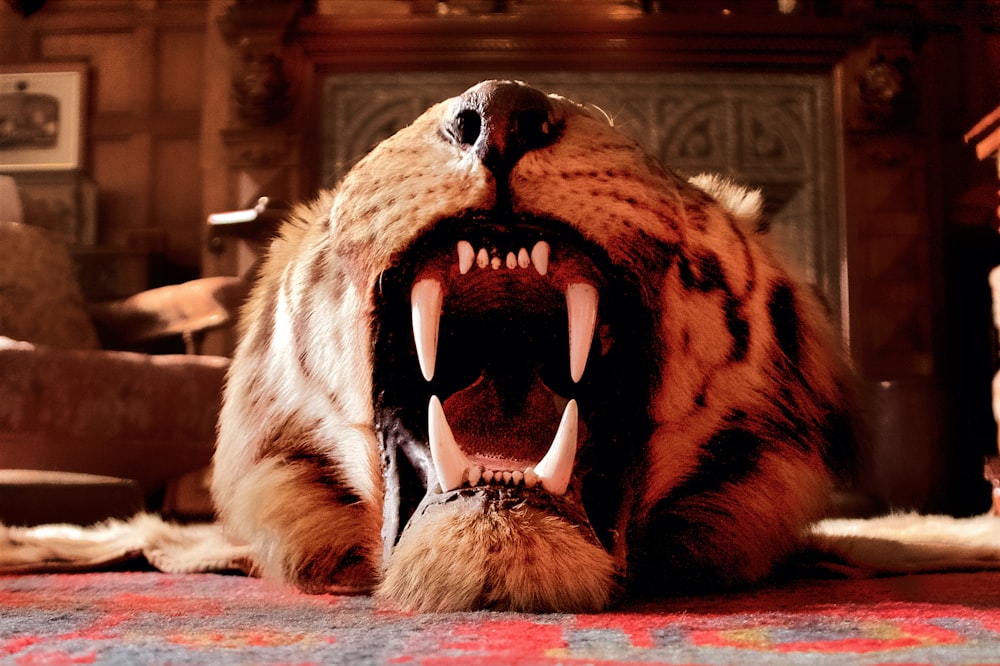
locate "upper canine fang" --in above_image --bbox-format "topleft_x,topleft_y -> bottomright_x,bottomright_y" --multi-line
411,278 -> 443,382
566,283 -> 598,383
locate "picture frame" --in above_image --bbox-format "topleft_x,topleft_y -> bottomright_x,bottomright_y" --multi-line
0,62 -> 87,172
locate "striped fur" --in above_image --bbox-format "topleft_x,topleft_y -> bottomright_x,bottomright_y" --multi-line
212,81 -> 855,611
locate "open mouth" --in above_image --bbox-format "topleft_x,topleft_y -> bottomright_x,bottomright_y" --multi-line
373,213 -> 653,551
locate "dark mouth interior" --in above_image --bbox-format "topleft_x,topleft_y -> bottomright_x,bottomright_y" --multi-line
432,240 -> 595,463
438,315 -> 567,465
373,213 -> 655,552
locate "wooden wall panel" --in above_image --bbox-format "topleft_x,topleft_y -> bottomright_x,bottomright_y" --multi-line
153,138 -> 202,267
157,30 -> 204,112
40,32 -> 148,113
90,137 -> 150,246
1,0 -> 208,292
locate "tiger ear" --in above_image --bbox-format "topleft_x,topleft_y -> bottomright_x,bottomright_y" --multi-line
688,173 -> 763,228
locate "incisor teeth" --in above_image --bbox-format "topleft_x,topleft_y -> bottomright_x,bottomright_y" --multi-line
566,283 -> 598,383
517,248 -> 530,268
533,399 -> 578,495
411,278 -> 443,382
457,241 -> 475,274
531,241 -> 550,276
428,395 -> 470,492
458,241 -> 548,273
523,468 -> 539,488
467,466 -> 482,487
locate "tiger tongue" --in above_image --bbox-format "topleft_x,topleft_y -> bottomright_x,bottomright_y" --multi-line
441,372 -> 564,467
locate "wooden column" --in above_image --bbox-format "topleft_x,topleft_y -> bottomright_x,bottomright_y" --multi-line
202,0 -> 303,282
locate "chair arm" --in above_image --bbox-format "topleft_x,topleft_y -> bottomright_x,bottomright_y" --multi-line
88,276 -> 249,350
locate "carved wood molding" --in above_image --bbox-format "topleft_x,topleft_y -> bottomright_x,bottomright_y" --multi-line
296,12 -> 863,72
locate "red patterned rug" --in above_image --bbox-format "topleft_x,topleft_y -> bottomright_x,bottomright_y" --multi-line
4,570 -> 1000,665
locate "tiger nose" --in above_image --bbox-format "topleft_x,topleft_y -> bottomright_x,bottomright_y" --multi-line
444,80 -> 558,176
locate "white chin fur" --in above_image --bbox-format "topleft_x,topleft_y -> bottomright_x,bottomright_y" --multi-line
377,500 -> 615,612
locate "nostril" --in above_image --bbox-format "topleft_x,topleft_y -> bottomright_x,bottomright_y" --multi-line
513,108 -> 551,149
451,109 -> 482,147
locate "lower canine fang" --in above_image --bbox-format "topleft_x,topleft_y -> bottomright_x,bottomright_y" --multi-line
532,399 -> 577,495
428,395 -> 467,492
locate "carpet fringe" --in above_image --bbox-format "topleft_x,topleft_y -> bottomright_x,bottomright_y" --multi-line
807,512 -> 1000,574
0,513 -> 254,575
3,511 -> 1000,580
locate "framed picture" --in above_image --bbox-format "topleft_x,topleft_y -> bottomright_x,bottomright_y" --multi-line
0,63 -> 87,172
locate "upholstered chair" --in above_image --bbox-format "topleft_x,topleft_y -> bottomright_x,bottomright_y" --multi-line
0,218 -> 245,526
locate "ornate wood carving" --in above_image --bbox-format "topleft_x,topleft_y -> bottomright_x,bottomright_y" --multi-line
210,0 -> 303,280
857,54 -> 919,128
217,0 -> 299,129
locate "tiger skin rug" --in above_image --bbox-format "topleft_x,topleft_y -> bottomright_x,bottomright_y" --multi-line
9,81 -> 997,612
206,80 -> 1000,612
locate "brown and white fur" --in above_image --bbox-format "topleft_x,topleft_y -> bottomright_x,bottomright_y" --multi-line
212,80 -> 857,612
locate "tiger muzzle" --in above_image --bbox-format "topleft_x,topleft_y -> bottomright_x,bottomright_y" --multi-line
373,216 -> 627,611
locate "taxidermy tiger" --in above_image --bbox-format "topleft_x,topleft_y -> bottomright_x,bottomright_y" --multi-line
212,79 -> 857,613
